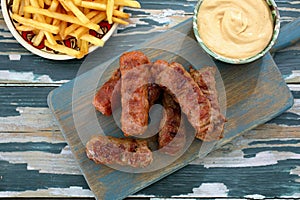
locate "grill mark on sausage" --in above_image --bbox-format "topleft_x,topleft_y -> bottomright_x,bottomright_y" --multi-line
86,135 -> 153,168
152,60 -> 212,139
93,69 -> 121,116
158,92 -> 185,156
148,83 -> 162,106
93,51 -> 150,117
120,51 -> 151,136
189,66 -> 225,141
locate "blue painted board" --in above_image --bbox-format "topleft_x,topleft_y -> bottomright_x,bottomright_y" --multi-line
271,17 -> 300,53
48,18 -> 293,200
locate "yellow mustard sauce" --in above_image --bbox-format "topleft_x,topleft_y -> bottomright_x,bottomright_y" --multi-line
197,0 -> 274,59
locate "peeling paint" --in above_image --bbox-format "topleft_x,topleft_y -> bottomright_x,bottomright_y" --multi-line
290,166 -> 300,177
0,107 -> 57,131
281,193 -> 300,198
151,198 -> 196,200
146,9 -> 185,25
244,194 -> 266,199
192,151 -> 300,168
8,54 -> 21,60
286,71 -> 300,83
0,151 -> 81,175
280,16 -> 298,23
0,187 -> 94,197
174,183 -> 228,198
288,84 -> 300,91
0,70 -> 69,84
0,31 -> 13,38
278,7 -> 300,12
290,1 -> 300,5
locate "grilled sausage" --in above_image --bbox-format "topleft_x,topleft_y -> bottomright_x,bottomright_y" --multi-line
120,51 -> 152,136
93,51 -> 150,116
93,69 -> 121,116
158,92 -> 185,155
86,135 -> 153,168
151,60 -> 212,139
189,66 -> 225,141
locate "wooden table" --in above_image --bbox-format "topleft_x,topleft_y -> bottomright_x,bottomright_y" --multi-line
0,0 -> 300,199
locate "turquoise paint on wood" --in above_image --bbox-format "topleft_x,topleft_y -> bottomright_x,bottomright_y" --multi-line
48,18 -> 293,200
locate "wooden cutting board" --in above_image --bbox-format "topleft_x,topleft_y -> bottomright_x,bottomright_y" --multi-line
48,18 -> 293,200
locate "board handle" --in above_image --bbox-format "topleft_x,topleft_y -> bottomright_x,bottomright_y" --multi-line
271,17 -> 300,53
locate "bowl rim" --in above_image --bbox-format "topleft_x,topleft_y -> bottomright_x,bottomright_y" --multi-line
1,0 -> 120,60
192,0 -> 281,64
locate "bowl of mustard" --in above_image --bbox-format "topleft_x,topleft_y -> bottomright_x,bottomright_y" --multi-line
193,0 -> 280,64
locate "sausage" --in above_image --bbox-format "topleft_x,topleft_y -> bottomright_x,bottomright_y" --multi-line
120,51 -> 151,136
151,60 -> 212,139
158,92 -> 185,155
93,68 -> 121,116
86,135 -> 153,168
189,66 -> 225,141
148,83 -> 162,106
93,51 -> 150,116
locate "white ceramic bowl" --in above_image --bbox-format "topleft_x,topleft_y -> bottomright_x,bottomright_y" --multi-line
1,0 -> 120,60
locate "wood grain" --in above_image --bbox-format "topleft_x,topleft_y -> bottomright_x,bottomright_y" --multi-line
0,0 -> 299,198
48,19 -> 293,200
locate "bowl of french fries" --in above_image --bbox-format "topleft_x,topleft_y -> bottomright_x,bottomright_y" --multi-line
1,0 -> 140,59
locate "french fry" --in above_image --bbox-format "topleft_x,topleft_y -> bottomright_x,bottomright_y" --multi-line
83,7 -> 90,14
79,34 -> 105,46
29,0 -> 47,25
72,12 -> 106,38
80,1 -> 128,18
60,0 -> 90,24
53,34 -> 63,41
44,40 -> 81,58
112,16 -> 129,25
46,0 -> 60,23
12,14 -> 59,34
24,0 -> 31,18
44,0 -> 52,6
78,39 -> 89,55
94,0 -> 106,3
15,25 -> 35,31
72,26 -> 89,39
29,0 -> 40,7
85,10 -> 100,18
59,21 -> 68,39
90,11 -> 106,23
38,0 -> 44,8
44,31 -> 57,45
106,0 -> 114,24
48,0 -> 60,11
58,0 -> 70,12
80,1 -> 106,11
74,0 -> 82,6
64,10 -> 99,38
18,0 -> 25,16
113,10 -> 130,18
23,6 -> 100,31
114,0 -> 140,8
12,0 -> 21,14
52,18 -> 61,26
33,30 -> 45,46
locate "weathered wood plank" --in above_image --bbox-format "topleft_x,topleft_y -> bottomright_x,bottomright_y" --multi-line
0,87 -> 55,117
47,19 -> 294,200
0,0 -> 299,198
0,0 -> 299,84
0,96 -> 299,197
